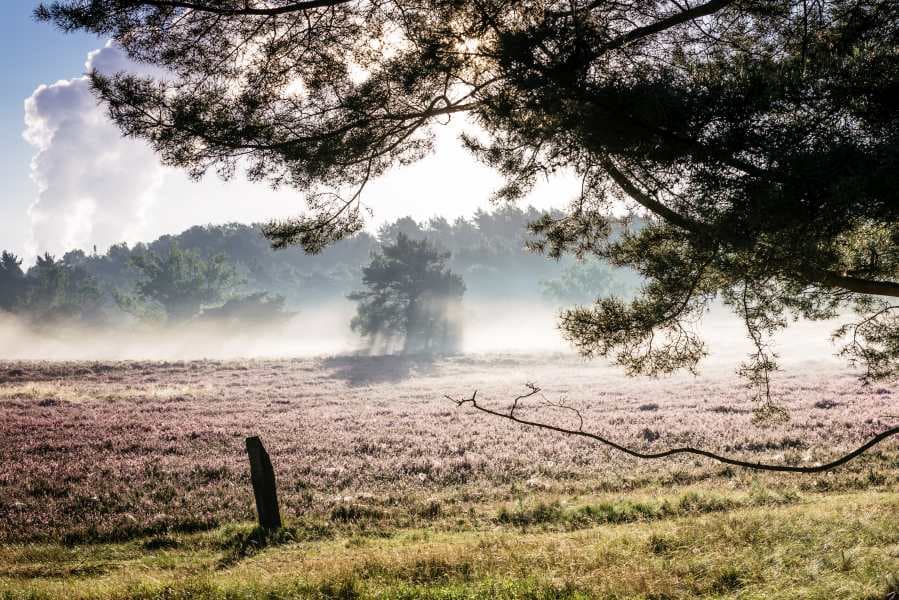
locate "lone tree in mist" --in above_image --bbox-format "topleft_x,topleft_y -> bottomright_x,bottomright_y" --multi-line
119,244 -> 240,322
39,1 -> 899,468
350,233 -> 465,354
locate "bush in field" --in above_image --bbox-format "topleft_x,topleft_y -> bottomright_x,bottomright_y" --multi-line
349,234 -> 465,354
540,258 -> 640,305
199,292 -> 291,325
117,243 -> 241,323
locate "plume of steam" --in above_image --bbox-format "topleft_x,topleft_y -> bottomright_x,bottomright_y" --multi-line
23,44 -> 164,257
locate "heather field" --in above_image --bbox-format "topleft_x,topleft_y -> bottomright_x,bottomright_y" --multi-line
1,354 -> 897,599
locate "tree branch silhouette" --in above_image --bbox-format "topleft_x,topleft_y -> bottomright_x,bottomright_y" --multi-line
41,0 -> 356,18
447,384 -> 899,474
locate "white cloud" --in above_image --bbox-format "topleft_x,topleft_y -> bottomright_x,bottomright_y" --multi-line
22,44 -> 577,258
24,44 -> 165,256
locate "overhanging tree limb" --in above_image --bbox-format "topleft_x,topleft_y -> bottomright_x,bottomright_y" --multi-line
111,0 -> 355,16
590,0 -> 736,56
601,158 -> 899,299
801,268 -> 899,299
448,386 -> 899,473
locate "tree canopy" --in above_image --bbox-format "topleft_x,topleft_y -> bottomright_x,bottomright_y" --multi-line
38,0 -> 899,399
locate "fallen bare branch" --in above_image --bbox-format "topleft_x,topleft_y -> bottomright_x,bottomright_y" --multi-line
447,386 -> 899,474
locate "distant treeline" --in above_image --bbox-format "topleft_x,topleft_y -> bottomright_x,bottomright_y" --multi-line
0,206 -> 642,326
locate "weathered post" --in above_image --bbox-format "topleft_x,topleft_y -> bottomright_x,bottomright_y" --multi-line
245,436 -> 282,530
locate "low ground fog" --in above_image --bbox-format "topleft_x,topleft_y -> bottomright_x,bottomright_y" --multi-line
0,300 -> 847,374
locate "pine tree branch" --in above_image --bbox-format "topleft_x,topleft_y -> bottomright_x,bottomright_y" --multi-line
602,158 -> 899,299
126,0 -> 354,16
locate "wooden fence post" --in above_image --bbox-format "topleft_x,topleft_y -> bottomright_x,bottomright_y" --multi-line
245,436 -> 282,530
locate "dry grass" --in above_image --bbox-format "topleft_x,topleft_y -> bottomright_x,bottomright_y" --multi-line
0,491 -> 896,599
0,381 -> 200,404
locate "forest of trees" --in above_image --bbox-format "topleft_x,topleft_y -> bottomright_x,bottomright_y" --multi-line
0,207 -> 641,354
0,206 -> 642,334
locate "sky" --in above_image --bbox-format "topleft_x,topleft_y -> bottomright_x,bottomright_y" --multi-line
0,1 -> 577,263
1,1 -> 100,258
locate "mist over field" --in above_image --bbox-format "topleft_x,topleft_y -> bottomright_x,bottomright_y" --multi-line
0,299 -> 571,361
0,298 -> 844,372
